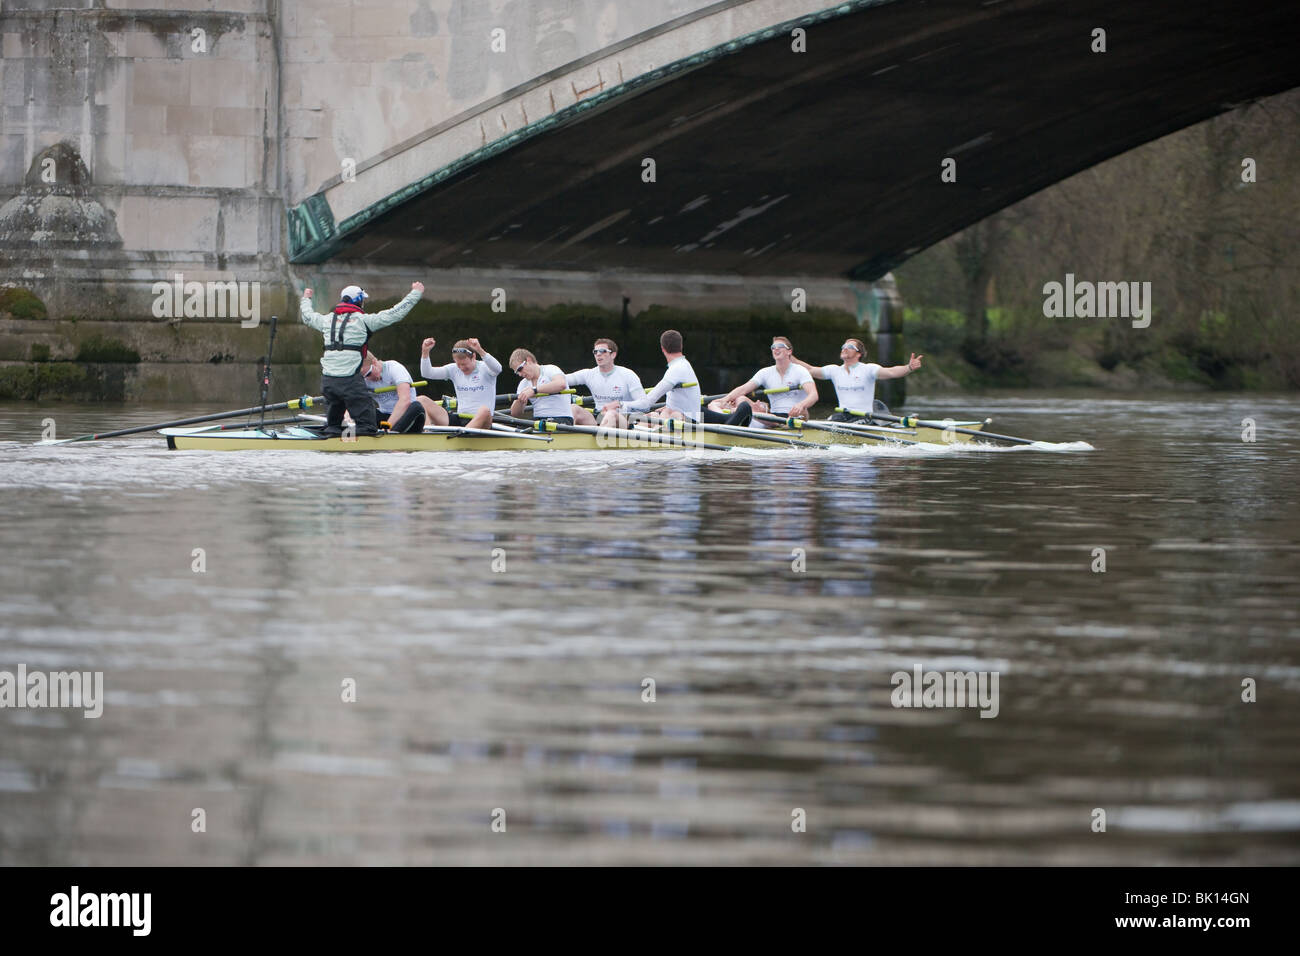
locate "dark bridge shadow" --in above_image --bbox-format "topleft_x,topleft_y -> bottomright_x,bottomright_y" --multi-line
292,0 -> 1300,279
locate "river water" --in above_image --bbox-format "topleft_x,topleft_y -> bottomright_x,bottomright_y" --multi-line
1,393 -> 1297,865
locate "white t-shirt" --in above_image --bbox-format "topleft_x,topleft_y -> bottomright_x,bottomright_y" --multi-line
421,352 -> 502,417
364,360 -> 416,414
622,356 -> 701,422
752,364 -> 813,416
565,365 -> 645,409
516,364 -> 574,419
820,362 -> 881,414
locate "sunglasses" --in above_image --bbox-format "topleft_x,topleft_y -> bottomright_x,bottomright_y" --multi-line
841,343 -> 862,352
452,347 -> 473,355
771,344 -> 791,352
515,361 -> 528,375
592,348 -> 612,355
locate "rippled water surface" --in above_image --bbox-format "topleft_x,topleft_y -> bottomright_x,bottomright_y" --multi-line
1,394 -> 1298,864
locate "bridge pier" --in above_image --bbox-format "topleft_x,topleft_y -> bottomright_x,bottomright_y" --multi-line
855,274 -> 906,409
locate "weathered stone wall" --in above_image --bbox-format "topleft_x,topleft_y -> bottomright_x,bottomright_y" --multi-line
1,0 -> 754,321
0,1 -> 891,402
0,2 -> 283,322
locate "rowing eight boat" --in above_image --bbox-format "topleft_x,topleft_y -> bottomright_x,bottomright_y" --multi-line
159,417 -> 989,452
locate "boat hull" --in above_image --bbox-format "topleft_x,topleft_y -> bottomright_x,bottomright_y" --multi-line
160,420 -> 985,452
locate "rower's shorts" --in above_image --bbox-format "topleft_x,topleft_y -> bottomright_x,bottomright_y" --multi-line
388,404 -> 427,434
828,411 -> 871,424
703,404 -> 752,427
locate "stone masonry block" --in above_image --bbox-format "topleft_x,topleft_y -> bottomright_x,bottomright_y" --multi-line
189,59 -> 261,109
131,60 -> 191,107
165,106 -> 214,136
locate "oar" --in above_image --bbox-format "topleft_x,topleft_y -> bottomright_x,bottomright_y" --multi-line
700,385 -> 793,403
639,380 -> 698,412
501,387 -> 592,410
190,415 -> 316,433
437,423 -> 552,441
659,417 -> 830,449
44,381 -> 426,445
490,387 -> 580,399
44,396 -> 326,444
835,406 -> 1037,445
493,412 -> 731,452
752,411 -> 922,445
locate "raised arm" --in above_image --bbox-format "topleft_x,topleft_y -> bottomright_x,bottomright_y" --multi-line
469,339 -> 502,376
419,338 -> 451,380
791,355 -> 828,379
363,282 -> 425,331
876,353 -> 924,380
299,288 -> 329,332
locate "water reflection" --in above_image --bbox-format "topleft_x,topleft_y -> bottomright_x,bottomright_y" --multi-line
1,397 -> 1299,863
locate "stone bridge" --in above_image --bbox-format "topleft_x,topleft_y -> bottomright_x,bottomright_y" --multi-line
1,1 -> 1297,399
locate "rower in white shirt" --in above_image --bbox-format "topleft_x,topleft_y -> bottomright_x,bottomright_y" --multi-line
360,352 -> 449,432
614,329 -> 701,423
418,336 -> 501,430
508,349 -> 589,426
791,337 -> 922,423
558,338 -> 644,428
717,336 -> 819,426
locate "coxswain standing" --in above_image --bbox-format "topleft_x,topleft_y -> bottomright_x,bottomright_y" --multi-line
300,282 -> 424,437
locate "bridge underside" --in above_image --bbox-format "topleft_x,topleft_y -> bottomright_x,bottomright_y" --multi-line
312,0 -> 1300,280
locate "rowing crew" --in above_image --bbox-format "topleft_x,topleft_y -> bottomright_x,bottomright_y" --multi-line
300,283 -> 647,435
507,336 -> 646,428
711,336 -> 924,428
300,283 -> 922,436
424,332 -> 680,431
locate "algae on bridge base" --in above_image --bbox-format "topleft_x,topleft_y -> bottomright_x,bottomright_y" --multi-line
0,287 -> 48,321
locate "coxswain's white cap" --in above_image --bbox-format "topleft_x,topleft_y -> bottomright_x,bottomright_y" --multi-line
340,285 -> 366,303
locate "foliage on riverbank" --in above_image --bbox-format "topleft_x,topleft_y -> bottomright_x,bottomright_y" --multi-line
902,306 -> 1290,391
895,89 -> 1300,390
